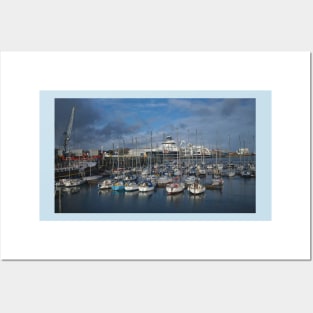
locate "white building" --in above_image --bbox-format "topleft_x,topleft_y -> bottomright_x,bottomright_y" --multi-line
237,148 -> 249,155
127,148 -> 149,157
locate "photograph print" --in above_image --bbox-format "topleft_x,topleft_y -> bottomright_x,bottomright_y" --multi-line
55,98 -> 256,214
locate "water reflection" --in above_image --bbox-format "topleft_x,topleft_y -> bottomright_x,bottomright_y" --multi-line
57,174 -> 256,213
138,191 -> 154,198
166,192 -> 184,202
124,190 -> 139,197
188,192 -> 206,200
62,186 -> 80,194
98,189 -> 111,196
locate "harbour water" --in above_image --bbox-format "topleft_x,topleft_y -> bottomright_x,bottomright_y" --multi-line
55,170 -> 255,214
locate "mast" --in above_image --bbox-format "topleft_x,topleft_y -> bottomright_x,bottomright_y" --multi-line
150,131 -> 153,177
135,137 -> 138,171
176,128 -> 179,166
228,135 -> 232,176
228,135 -> 231,166
238,135 -> 242,165
131,137 -> 134,169
111,143 -> 115,172
215,134 -> 218,177
195,129 -> 198,165
122,139 -> 125,175
117,144 -> 119,171
243,140 -> 246,167
200,134 -> 204,165
187,129 -> 190,168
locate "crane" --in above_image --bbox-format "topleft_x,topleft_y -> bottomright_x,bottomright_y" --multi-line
63,106 -> 75,156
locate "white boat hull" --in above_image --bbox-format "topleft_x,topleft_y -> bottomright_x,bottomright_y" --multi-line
212,178 -> 224,186
198,169 -> 206,176
125,183 -> 139,192
98,179 -> 113,190
63,178 -> 85,187
241,170 -> 252,178
62,186 -> 80,194
138,181 -> 155,192
139,186 -> 155,192
188,183 -> 205,195
166,183 -> 185,194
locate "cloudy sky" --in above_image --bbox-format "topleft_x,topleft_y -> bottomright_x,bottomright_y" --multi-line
55,98 -> 255,152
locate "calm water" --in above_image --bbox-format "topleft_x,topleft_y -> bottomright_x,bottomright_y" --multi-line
56,175 -> 255,214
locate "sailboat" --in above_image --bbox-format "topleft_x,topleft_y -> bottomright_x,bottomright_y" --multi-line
166,180 -> 185,195
211,176 -> 224,186
124,181 -> 139,192
112,180 -> 125,191
138,180 -> 155,192
198,135 -> 207,176
198,165 -> 207,176
166,134 -> 185,195
211,143 -> 224,186
82,164 -> 103,183
188,179 -> 206,195
184,175 -> 196,185
62,158 -> 86,187
97,179 -> 113,190
240,140 -> 252,178
157,175 -> 172,187
63,177 -> 86,187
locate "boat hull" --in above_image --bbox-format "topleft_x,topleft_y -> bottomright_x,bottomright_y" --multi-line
188,183 -> 205,195
139,181 -> 155,192
112,182 -> 125,191
211,177 -> 224,186
166,183 -> 185,195
138,186 -> 155,192
125,183 -> 139,192
98,180 -> 113,190
62,178 -> 86,187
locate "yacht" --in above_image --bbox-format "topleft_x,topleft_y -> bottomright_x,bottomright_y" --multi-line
188,180 -> 206,195
139,180 -> 155,192
124,181 -> 139,192
97,179 -> 113,190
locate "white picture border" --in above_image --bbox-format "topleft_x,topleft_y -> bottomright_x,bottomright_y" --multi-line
0,52 -> 310,259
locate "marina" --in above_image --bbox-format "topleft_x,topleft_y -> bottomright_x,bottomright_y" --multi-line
54,98 -> 256,214
55,156 -> 256,214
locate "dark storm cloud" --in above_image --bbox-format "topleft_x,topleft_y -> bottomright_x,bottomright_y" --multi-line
55,97 -> 256,151
55,99 -> 145,149
95,120 -> 142,140
219,99 -> 241,117
168,98 -> 255,151
55,99 -> 105,148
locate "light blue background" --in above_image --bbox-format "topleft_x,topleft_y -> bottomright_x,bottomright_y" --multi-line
40,90 -> 271,221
